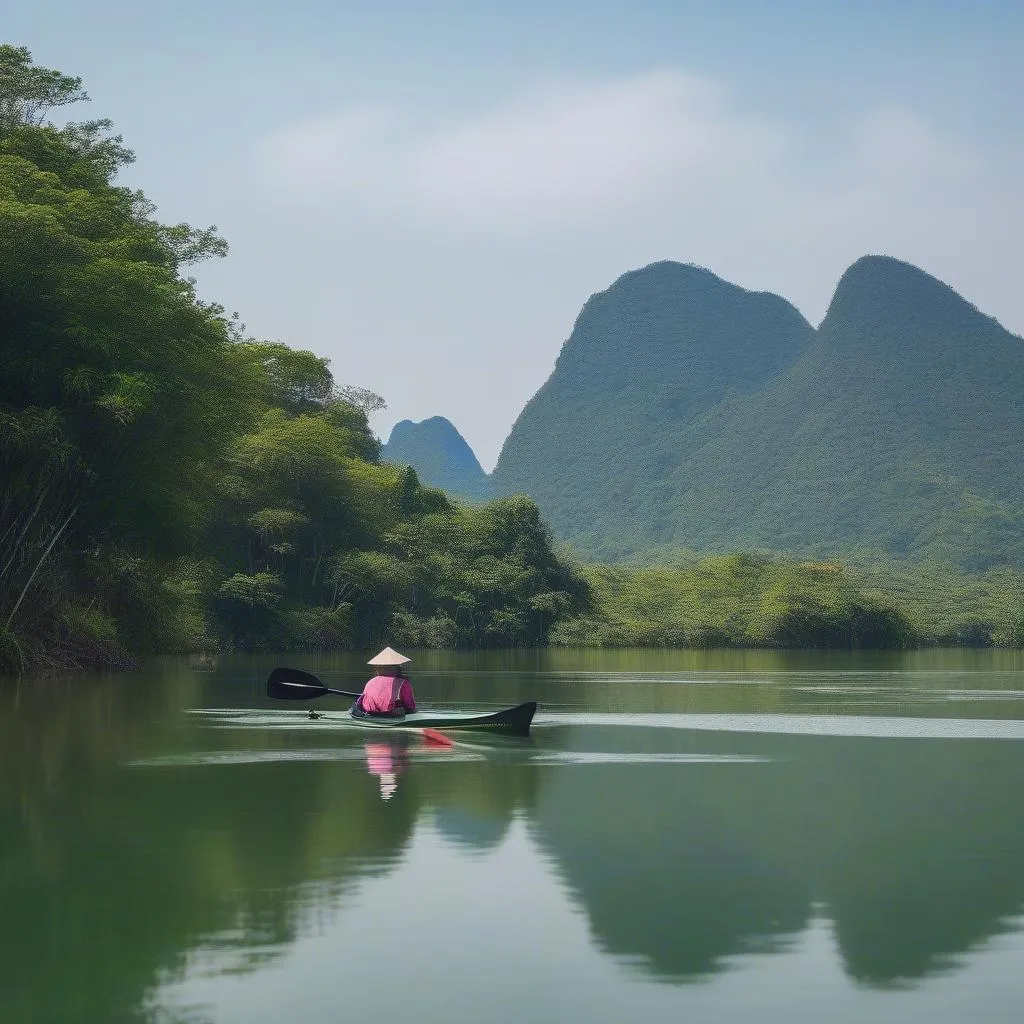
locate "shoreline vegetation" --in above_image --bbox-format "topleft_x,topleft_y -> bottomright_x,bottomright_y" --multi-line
1,48 -> 1020,675
555,554 -> 1023,650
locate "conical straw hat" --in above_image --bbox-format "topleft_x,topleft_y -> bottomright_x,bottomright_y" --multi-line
367,646 -> 411,666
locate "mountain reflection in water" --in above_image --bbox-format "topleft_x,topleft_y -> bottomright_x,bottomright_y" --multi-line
1,652 -> 1023,1024
530,724 -> 1024,984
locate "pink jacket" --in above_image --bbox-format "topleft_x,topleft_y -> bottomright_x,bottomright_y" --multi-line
359,674 -> 416,713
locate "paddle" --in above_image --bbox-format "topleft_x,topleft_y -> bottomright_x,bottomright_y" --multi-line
267,666 -> 362,701
421,727 -> 455,747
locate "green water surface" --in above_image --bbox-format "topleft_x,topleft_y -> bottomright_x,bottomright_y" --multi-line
2,648 -> 1024,1023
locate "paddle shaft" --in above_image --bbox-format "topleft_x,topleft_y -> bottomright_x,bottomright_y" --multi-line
320,686 -> 362,699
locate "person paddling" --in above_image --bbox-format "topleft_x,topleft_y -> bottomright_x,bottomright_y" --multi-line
353,647 -> 417,718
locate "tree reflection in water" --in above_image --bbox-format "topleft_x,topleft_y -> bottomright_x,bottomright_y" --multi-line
2,664 -> 1024,1024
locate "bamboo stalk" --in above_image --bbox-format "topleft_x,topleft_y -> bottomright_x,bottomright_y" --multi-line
5,505 -> 79,631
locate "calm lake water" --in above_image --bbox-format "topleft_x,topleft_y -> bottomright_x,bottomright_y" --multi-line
3,648 -> 1024,1023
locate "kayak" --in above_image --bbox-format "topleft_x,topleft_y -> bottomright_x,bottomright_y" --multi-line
348,700 -> 537,736
265,668 -> 537,736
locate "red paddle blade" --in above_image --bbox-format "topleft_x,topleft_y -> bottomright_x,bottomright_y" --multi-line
421,728 -> 455,747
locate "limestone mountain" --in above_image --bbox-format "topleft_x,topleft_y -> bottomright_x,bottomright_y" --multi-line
492,257 -> 1024,569
382,416 -> 492,501
491,261 -> 816,555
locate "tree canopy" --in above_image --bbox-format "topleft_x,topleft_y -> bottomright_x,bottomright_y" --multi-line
0,46 -> 588,673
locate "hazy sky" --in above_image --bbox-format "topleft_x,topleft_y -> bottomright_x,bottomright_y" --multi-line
9,1 -> 1024,468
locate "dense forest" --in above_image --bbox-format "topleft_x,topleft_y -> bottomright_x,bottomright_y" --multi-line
0,46 -> 587,674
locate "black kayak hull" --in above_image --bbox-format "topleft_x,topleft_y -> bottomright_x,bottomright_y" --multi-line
349,700 -> 537,736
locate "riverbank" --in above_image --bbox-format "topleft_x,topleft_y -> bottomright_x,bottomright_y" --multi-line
552,553 -> 1024,649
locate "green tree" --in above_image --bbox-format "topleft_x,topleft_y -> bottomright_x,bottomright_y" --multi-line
0,46 -> 593,671
0,43 -> 88,128
0,47 -> 249,668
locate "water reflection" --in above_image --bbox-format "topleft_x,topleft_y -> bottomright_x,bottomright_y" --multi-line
531,725 -> 1024,986
364,738 -> 411,801
0,671 -> 542,1023
2,653 -> 1024,1024
0,672 -> 419,1024
361,732 -> 470,802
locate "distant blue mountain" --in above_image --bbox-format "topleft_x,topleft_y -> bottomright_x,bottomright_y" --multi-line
382,417 -> 493,501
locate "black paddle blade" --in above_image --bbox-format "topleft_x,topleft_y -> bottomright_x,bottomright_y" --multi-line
267,666 -> 329,701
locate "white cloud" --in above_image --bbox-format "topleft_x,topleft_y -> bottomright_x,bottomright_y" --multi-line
260,70 -> 787,230
258,71 -> 1020,274
848,107 -> 978,176
266,102 -> 405,195
410,72 -> 779,225
250,70 -> 1024,468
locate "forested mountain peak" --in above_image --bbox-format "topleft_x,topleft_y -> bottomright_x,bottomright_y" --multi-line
592,259 -> 790,309
382,416 -> 492,501
550,260 -> 814,397
388,415 -> 469,445
822,254 -> 1009,343
491,261 -> 814,548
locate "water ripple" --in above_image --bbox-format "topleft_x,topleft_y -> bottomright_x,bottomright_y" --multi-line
528,752 -> 768,765
542,712 -> 1024,740
125,748 -> 486,768
125,747 -> 767,769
